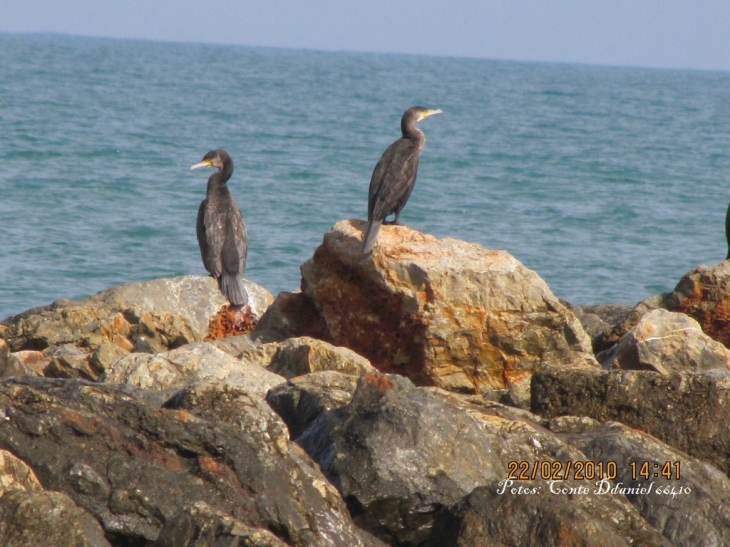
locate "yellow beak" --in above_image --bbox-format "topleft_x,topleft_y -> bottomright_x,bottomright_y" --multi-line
190,160 -> 213,170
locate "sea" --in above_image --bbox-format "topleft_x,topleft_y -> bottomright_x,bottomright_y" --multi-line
1,33 -> 729,321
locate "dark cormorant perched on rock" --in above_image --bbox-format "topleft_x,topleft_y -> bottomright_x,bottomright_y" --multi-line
725,202 -> 730,260
190,149 -> 248,306
362,106 -> 442,253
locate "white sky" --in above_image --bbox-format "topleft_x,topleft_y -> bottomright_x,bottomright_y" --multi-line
2,0 -> 729,71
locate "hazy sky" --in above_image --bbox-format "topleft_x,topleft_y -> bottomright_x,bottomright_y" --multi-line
3,1 -> 729,71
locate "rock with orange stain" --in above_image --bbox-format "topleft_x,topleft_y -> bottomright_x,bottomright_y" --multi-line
297,220 -> 598,406
0,276 -> 273,380
204,304 -> 259,341
595,261 -> 730,354
600,309 -> 730,373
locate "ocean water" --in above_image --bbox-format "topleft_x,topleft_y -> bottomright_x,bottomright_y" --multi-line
1,33 -> 729,320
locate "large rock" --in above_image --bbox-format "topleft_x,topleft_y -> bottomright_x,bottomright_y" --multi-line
0,377 -> 381,546
564,421 -> 730,547
600,308 -> 730,373
267,337 -> 377,379
423,482 -> 670,547
297,373 -> 506,545
532,365 -> 730,475
102,343 -> 285,394
291,220 -> 598,403
0,276 -> 274,380
293,373 -> 670,546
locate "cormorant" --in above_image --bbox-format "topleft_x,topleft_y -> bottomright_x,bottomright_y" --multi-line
190,149 -> 248,306
362,106 -> 442,253
725,202 -> 730,260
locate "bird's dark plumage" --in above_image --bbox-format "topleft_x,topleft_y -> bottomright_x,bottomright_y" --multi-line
191,149 -> 248,306
726,202 -> 730,260
362,106 -> 442,253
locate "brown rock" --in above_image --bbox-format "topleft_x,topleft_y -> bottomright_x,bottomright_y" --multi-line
296,220 -> 597,403
267,337 -> 377,379
5,350 -> 48,376
600,309 -> 730,373
0,449 -> 43,496
101,343 -> 285,393
665,261 -> 730,346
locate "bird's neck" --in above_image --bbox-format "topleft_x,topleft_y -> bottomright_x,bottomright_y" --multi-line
401,123 -> 425,145
206,173 -> 231,197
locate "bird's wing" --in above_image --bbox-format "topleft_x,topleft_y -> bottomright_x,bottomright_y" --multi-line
221,204 -> 247,278
196,199 -> 217,275
368,139 -> 420,221
202,206 -> 227,278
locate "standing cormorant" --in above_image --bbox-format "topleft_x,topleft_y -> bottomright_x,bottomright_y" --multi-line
190,149 -> 248,306
362,106 -> 442,253
725,202 -> 730,260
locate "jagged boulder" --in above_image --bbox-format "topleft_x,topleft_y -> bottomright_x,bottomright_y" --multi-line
1,276 -> 274,380
532,365 -> 730,475
0,377 -> 383,546
599,308 -> 730,373
101,343 -> 285,393
595,261 -> 730,353
285,220 -> 598,404
293,373 -> 671,546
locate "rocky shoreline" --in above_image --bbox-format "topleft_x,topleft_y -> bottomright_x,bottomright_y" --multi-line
2,219 -> 730,546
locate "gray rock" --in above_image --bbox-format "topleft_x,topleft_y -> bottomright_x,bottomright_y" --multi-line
532,365 -> 730,475
101,342 -> 285,393
565,421 -> 730,547
423,482 -> 670,547
0,489 -> 111,547
154,501 -> 288,547
266,371 -> 360,439
297,373 -> 507,545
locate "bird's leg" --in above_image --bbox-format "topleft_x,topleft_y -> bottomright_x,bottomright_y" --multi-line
383,211 -> 403,226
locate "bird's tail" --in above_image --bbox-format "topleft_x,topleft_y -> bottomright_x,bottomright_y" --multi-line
362,219 -> 382,253
220,274 -> 249,307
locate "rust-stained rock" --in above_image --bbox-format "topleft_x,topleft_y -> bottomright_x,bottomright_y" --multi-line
296,220 -> 598,403
595,261 -> 730,354
5,350 -> 48,376
665,261 -> 730,346
600,309 -> 730,373
267,337 -> 377,379
205,305 -> 259,341
0,276 -> 273,380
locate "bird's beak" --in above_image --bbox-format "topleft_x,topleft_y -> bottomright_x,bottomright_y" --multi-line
421,109 -> 443,120
190,160 -> 213,170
